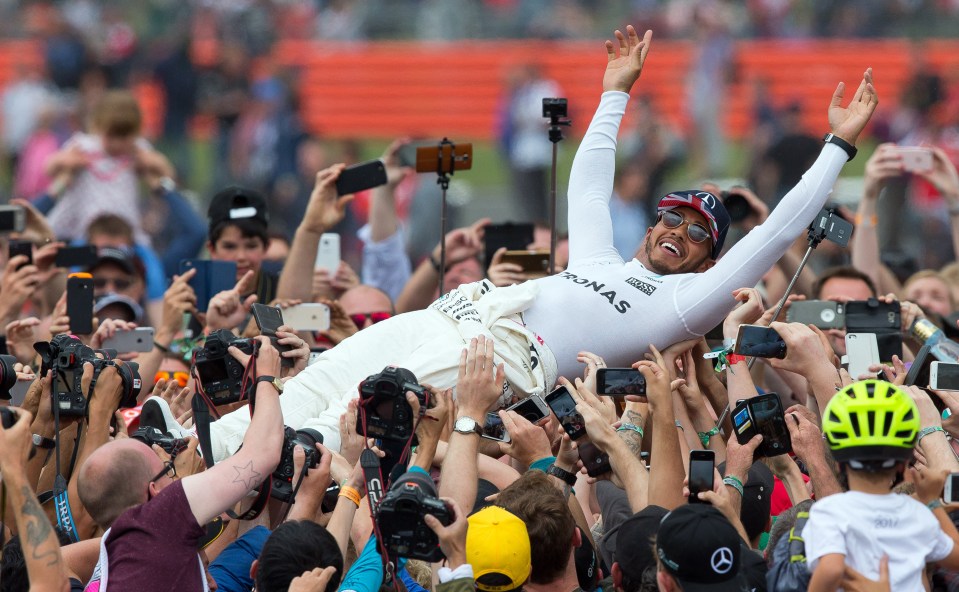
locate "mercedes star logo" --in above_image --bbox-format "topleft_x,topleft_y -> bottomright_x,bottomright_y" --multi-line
710,547 -> 734,574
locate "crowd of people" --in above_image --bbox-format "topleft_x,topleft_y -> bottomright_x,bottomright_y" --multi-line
4,15 -> 959,592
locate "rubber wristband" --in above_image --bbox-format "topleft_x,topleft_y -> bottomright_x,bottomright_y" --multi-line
153,341 -> 170,353
698,426 -> 720,448
918,426 -> 945,444
854,213 -> 878,227
824,133 -> 857,161
723,476 -> 744,497
928,499 -> 944,511
675,420 -> 684,431
429,254 -> 443,273
338,486 -> 362,507
726,353 -> 748,366
617,423 -> 645,438
529,456 -> 557,473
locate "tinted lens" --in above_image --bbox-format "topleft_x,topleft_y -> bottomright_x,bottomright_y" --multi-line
349,314 -> 365,327
661,210 -> 683,228
687,223 -> 710,243
370,312 -> 392,324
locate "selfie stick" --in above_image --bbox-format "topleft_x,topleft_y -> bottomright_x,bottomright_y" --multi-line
747,209 -> 849,369
545,101 -> 571,275
432,138 -> 466,295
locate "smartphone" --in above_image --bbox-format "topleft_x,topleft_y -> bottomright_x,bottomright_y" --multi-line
507,395 -> 550,424
282,303 -> 331,332
315,233 -> 340,273
0,205 -> 26,233
101,327 -> 155,353
545,385 -> 587,440
845,333 -> 880,379
787,300 -> 845,330
179,260 -> 238,312
8,239 -> 32,269
308,349 -> 324,366
578,441 -> 612,478
500,250 -> 550,277
55,245 -> 98,269
481,411 -> 510,443
67,273 -> 95,335
413,143 -> 473,174
734,324 -> 787,359
732,394 -> 792,457
596,368 -> 645,397
931,362 -> 959,391
335,159 -> 388,196
905,344 -> 935,388
251,303 -> 293,367
483,222 -> 534,266
688,449 -> 715,504
944,472 -> 959,504
844,299 -> 902,362
895,147 -> 934,173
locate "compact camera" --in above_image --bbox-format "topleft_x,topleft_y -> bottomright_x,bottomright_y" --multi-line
131,426 -> 190,457
355,366 -> 429,442
194,329 -> 256,404
271,426 -> 324,504
376,470 -> 451,562
35,334 -> 141,417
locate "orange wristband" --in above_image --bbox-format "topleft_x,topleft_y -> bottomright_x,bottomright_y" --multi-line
854,213 -> 878,227
338,486 -> 362,507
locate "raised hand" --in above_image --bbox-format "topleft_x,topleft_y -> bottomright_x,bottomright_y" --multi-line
206,270 -> 257,331
862,143 -> 904,199
303,164 -> 352,234
828,68 -> 879,146
603,25 -> 653,94
915,147 -> 959,205
381,138 -> 414,187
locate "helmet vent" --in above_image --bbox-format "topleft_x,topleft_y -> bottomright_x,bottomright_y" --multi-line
895,430 -> 913,439
903,408 -> 915,423
867,410 -> 876,433
882,413 -> 893,437
850,412 -> 862,438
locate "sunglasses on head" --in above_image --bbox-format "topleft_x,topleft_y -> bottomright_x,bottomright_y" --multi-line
658,210 -> 712,244
155,371 -> 189,388
349,312 -> 392,327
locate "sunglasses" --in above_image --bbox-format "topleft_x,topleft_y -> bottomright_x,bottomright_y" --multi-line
155,371 -> 189,388
93,277 -> 133,291
349,312 -> 392,327
659,210 -> 711,244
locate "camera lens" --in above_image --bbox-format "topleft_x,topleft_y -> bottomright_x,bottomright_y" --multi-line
0,354 -> 18,398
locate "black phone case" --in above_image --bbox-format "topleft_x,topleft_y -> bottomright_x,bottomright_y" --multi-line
251,303 -> 293,368
732,395 -> 792,457
8,240 -> 32,268
845,299 -> 902,362
335,160 -> 388,196
55,246 -> 98,268
483,223 -> 534,266
579,442 -> 612,477
67,277 -> 94,335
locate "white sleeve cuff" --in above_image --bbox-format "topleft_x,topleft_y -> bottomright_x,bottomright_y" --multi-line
437,564 -> 474,584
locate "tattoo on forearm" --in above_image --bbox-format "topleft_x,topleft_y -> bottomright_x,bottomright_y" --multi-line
232,460 -> 263,490
19,486 -> 60,567
618,410 -> 645,459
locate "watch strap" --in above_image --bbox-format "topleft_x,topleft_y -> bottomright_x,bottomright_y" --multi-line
823,133 -> 857,162
33,433 -> 56,449
255,375 -> 282,393
546,463 -> 577,486
454,416 -> 483,436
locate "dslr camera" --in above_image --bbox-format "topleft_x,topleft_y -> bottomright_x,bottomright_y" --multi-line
131,426 -> 190,457
271,426 -> 324,504
35,334 -> 141,418
0,354 -> 19,400
193,329 -> 256,404
376,470 -> 451,562
355,366 -> 429,442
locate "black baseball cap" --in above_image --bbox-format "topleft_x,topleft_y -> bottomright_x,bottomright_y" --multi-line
718,461 -> 773,542
207,186 -> 269,234
89,247 -> 142,278
612,505 -> 669,580
656,505 -> 750,592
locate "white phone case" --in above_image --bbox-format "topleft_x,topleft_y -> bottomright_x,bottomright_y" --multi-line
283,304 -> 331,332
845,333 -> 880,380
315,233 -> 340,273
930,362 -> 959,390
102,327 -> 155,353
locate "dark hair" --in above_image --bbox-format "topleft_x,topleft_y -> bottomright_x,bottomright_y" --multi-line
87,214 -> 134,243
765,499 -> 814,567
619,565 -> 658,592
209,218 -> 269,247
0,536 -> 27,592
254,521 -> 343,592
813,266 -> 877,299
496,471 -> 574,585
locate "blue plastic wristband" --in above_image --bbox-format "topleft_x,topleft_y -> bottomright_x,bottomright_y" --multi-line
529,456 -> 557,473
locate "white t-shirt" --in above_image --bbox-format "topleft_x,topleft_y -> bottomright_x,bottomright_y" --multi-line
804,491 -> 953,592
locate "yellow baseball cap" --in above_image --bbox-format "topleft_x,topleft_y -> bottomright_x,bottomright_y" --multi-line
466,506 -> 531,591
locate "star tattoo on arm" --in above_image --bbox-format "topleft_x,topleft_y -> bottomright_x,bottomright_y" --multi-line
231,460 -> 263,490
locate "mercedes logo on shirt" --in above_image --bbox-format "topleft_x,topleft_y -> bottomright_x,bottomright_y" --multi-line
710,547 -> 734,574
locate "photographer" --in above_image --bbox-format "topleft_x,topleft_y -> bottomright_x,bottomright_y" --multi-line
0,407 -> 70,592
76,336 -> 284,590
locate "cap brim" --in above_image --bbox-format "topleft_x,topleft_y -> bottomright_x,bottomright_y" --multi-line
676,573 -> 750,592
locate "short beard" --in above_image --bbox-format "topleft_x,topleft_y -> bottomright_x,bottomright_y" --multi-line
643,238 -> 708,275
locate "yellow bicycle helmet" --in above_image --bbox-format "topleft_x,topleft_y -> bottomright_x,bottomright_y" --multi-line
822,379 -> 920,467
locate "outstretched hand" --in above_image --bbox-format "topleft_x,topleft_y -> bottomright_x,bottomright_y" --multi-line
828,68 -> 878,146
603,25 -> 652,94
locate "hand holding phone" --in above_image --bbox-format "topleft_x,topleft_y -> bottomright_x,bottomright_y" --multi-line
596,368 -> 645,397
845,333 -> 880,379
251,303 -> 293,367
545,385 -> 587,440
735,324 -> 787,359
688,450 -> 715,503
67,273 -> 95,335
732,394 -> 792,457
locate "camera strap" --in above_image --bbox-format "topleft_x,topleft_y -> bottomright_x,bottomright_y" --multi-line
44,364 -> 80,543
192,391 -> 216,470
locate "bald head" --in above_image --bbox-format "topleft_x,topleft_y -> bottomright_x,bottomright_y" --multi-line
78,439 -> 158,528
339,285 -> 393,317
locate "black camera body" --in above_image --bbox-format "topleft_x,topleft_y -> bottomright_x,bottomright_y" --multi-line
355,366 -> 428,442
376,471 -> 451,562
194,329 -> 256,404
131,426 -> 190,457
0,406 -> 15,428
271,426 -> 323,504
35,335 -> 141,417
542,97 -> 568,119
0,354 -> 18,400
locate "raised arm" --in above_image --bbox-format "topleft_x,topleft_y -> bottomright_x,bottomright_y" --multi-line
677,70 -> 879,334
566,26 -> 651,266
851,143 -> 903,292
915,147 -> 959,260
181,337 -> 284,525
362,140 -> 413,301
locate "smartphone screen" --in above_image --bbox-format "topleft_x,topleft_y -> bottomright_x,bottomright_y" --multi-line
735,325 -> 787,359
932,362 -> 959,391
55,245 -> 98,269
596,368 -> 645,396
335,159 -> 388,196
508,395 -> 549,424
545,386 -> 587,440
578,441 -> 612,477
481,411 -> 510,442
8,239 -> 32,269
67,274 -> 94,335
944,473 -> 959,504
688,450 -> 715,503
750,395 -> 791,457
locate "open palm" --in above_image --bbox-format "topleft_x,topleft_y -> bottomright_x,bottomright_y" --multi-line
602,25 -> 653,94
828,68 -> 878,145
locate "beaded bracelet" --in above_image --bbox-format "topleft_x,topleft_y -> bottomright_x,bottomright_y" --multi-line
918,426 -> 945,445
722,475 -> 744,497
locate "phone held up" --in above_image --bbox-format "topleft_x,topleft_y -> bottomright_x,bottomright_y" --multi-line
688,450 -> 715,504
732,394 -> 792,457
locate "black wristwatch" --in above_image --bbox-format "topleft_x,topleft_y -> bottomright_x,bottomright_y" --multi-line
546,463 -> 577,486
823,133 -> 857,162
255,375 -> 284,394
32,434 -> 56,450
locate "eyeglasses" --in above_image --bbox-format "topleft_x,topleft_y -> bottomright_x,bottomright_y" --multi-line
349,312 -> 392,327
150,460 -> 176,483
155,371 -> 189,388
659,210 -> 711,244
93,277 -> 133,291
